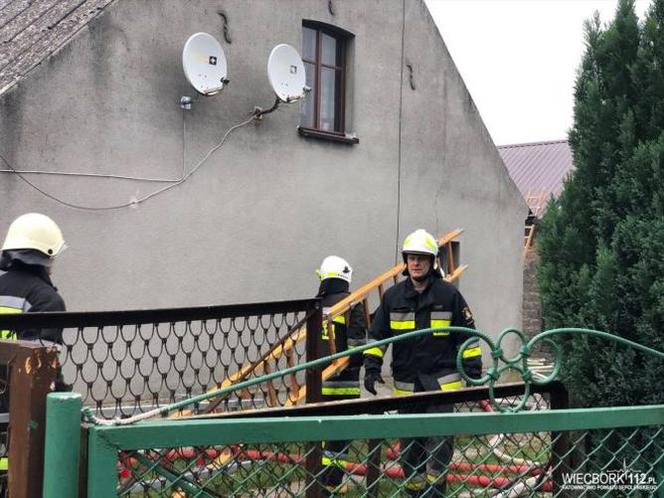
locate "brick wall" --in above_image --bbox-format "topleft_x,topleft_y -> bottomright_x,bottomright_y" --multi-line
522,247 -> 542,338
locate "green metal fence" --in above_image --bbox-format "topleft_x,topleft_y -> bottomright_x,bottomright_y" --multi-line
44,326 -> 664,497
79,404 -> 663,497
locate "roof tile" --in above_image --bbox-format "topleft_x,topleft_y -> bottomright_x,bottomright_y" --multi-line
0,0 -> 114,96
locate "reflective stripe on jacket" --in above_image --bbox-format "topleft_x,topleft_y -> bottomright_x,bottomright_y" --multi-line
0,267 -> 66,342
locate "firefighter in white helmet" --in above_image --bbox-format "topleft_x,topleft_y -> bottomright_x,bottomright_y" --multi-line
0,213 -> 68,480
315,256 -> 367,495
363,229 -> 482,497
0,213 -> 67,340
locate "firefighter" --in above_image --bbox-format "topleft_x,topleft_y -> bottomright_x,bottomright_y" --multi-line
0,213 -> 67,484
362,229 -> 482,497
315,256 -> 367,495
0,213 -> 67,334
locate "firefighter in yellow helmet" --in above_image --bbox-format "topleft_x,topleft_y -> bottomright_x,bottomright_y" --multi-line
363,229 -> 482,497
315,256 -> 367,495
0,213 -> 68,484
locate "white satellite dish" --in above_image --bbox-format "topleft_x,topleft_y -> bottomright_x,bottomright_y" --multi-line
182,32 -> 228,96
267,44 -> 309,103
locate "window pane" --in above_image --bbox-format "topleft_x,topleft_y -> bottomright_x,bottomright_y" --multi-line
302,27 -> 317,62
300,62 -> 315,128
321,32 -> 337,66
334,69 -> 344,130
320,67 -> 338,131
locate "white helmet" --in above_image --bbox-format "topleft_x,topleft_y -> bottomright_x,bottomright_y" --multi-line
2,213 -> 65,257
402,229 -> 438,258
316,255 -> 352,284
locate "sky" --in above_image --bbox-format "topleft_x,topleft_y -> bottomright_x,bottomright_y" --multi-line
424,0 -> 651,146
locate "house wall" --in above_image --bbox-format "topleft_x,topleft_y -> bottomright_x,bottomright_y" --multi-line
0,0 -> 527,350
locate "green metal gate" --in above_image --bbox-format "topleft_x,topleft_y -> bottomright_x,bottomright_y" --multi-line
45,326 -> 664,497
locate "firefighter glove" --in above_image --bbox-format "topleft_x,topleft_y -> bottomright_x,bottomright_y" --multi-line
364,370 -> 384,395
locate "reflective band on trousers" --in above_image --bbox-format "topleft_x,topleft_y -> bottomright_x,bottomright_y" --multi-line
394,374 -> 463,394
0,457 -> 7,471
394,380 -> 415,392
439,372 -> 463,391
363,346 -> 384,358
323,379 -> 360,396
322,456 -> 351,469
427,472 -> 445,484
405,475 -> 426,490
441,381 -> 463,391
462,346 -> 482,358
322,387 -> 361,396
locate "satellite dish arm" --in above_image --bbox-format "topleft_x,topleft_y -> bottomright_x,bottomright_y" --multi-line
253,97 -> 281,119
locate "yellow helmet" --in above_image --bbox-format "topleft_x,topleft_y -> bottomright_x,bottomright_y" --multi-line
2,213 -> 65,257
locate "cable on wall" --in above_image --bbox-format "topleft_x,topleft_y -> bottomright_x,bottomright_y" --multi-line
395,0 -> 406,263
0,109 -> 188,184
0,113 -> 257,211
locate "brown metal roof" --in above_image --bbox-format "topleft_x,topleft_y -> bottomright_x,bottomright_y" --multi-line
0,0 -> 115,96
497,139 -> 574,217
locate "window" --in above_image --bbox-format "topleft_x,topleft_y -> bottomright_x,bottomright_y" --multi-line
300,22 -> 356,142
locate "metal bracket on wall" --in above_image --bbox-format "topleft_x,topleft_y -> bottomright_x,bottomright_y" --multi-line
328,0 -> 335,16
218,10 -> 232,44
406,63 -> 416,90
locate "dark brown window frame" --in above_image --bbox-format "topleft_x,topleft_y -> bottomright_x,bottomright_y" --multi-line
299,21 -> 357,145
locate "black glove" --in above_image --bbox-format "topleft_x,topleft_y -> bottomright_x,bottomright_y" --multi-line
364,369 -> 384,395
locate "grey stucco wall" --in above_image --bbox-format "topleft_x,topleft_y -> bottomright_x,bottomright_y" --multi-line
0,0 -> 527,348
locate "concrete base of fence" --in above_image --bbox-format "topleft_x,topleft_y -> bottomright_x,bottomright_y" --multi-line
43,392 -> 82,498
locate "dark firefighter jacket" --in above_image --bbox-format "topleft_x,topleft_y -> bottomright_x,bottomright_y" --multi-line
318,279 -> 367,398
0,263 -> 66,342
363,273 -> 481,393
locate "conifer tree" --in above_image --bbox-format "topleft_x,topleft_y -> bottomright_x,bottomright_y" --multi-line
538,0 -> 664,406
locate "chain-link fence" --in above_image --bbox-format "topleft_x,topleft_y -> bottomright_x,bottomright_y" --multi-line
85,396 -> 664,498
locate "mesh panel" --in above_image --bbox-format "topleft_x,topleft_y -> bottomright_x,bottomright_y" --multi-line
58,311 -> 310,418
110,423 -> 663,497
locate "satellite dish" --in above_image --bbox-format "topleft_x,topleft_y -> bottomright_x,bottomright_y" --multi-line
182,33 -> 228,96
267,44 -> 309,103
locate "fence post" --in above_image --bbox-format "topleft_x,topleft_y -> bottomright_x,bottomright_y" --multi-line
305,299 -> 323,405
8,343 -> 58,498
305,300 -> 323,498
549,381 -> 572,498
43,392 -> 81,498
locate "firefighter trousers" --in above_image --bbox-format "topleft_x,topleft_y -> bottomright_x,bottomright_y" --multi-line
400,401 -> 453,497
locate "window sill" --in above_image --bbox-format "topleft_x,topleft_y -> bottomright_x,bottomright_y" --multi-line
298,127 -> 359,145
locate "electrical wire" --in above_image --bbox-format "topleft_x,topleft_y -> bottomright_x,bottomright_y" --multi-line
0,113 -> 257,211
394,0 -> 406,264
0,169 -> 183,182
0,102 -> 192,185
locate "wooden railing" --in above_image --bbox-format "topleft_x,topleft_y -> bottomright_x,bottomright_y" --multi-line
287,228 -> 467,405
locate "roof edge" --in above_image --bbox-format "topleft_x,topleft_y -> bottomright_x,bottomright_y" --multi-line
497,139 -> 568,149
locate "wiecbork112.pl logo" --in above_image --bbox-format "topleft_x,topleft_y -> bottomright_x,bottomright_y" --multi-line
562,461 -> 657,493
